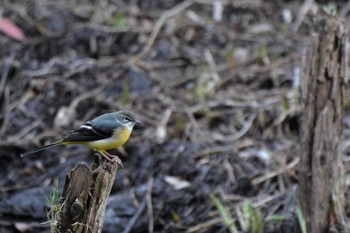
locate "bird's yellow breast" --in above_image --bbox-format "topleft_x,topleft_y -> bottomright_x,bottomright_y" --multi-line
84,127 -> 131,151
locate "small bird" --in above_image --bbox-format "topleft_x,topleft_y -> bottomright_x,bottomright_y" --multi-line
21,111 -> 142,162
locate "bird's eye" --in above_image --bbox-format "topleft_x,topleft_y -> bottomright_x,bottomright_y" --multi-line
124,117 -> 132,122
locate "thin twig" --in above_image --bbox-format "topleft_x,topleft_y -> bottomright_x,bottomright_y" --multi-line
251,157 -> 300,185
0,53 -> 15,98
204,49 -> 221,83
293,0 -> 314,32
0,87 -> 10,137
122,200 -> 146,233
186,218 -> 222,233
146,177 -> 154,233
130,0 -> 195,64
212,113 -> 256,142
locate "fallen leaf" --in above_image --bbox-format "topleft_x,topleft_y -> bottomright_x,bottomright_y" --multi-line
14,222 -> 33,232
0,18 -> 27,42
164,176 -> 191,190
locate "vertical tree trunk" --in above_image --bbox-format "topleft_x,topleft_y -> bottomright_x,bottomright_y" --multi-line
299,12 -> 349,233
52,156 -> 121,233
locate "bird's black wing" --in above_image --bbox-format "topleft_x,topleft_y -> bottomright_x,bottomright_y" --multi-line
62,119 -> 117,142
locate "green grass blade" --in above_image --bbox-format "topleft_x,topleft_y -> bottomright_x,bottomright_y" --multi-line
209,193 -> 239,233
296,205 -> 307,233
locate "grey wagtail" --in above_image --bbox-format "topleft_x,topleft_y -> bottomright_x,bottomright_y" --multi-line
21,111 -> 142,162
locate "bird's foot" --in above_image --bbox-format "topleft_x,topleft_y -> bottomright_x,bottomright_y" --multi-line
99,151 -> 123,167
111,156 -> 123,168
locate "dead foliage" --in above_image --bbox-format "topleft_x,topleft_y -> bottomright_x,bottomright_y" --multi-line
0,0 -> 349,232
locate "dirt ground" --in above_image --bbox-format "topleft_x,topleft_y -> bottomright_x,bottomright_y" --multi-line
0,0 -> 349,233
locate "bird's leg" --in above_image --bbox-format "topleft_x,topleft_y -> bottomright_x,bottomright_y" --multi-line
99,151 -> 122,167
103,151 -> 123,166
98,151 -> 116,163
102,150 -> 114,159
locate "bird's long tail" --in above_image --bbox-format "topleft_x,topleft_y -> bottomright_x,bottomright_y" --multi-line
20,140 -> 62,157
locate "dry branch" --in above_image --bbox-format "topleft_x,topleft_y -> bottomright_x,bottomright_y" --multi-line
299,12 -> 349,233
52,155 -> 122,233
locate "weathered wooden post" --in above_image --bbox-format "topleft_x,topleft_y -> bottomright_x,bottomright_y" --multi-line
299,12 -> 349,233
51,155 -> 122,233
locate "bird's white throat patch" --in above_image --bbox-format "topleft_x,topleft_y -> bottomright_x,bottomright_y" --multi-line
125,121 -> 135,131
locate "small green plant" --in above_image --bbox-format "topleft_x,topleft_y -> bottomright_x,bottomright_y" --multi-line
345,98 -> 350,110
257,42 -> 269,65
241,200 -> 263,233
195,71 -> 220,103
209,193 -> 239,233
173,113 -> 186,136
225,42 -> 236,60
44,183 -> 61,224
237,200 -> 284,233
121,80 -> 130,104
114,12 -> 125,27
296,204 -> 307,233
322,3 -> 337,16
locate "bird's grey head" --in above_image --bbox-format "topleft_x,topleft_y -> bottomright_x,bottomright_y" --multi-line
116,111 -> 142,131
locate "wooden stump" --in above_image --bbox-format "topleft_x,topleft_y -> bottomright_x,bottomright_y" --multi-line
299,12 -> 349,233
52,155 -> 122,233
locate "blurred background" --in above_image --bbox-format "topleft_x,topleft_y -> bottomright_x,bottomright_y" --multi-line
0,0 -> 349,232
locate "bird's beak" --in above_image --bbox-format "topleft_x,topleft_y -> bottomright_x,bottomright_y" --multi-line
135,119 -> 143,125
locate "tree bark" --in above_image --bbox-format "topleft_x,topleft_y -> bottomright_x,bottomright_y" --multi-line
52,155 -> 122,233
299,12 -> 349,233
